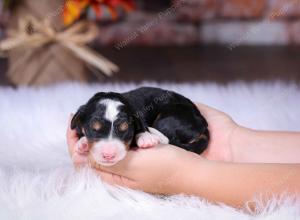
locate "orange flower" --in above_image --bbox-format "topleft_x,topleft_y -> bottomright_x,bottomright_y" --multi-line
63,0 -> 135,26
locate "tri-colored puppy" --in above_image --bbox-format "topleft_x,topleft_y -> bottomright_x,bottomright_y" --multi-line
71,87 -> 209,166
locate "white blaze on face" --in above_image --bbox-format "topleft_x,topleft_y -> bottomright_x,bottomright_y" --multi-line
91,99 -> 127,166
101,99 -> 122,126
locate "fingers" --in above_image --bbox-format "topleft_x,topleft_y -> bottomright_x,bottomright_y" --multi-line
96,170 -> 137,189
196,103 -> 216,115
91,149 -> 140,178
87,153 -> 138,189
72,152 -> 89,169
98,171 -> 123,186
66,113 -> 78,157
195,102 -> 226,118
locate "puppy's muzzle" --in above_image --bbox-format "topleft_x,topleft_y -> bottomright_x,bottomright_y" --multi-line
90,139 -> 127,166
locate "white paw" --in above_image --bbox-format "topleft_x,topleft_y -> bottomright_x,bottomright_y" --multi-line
148,127 -> 169,144
136,132 -> 160,148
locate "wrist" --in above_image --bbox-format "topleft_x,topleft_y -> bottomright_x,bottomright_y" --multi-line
169,151 -> 208,195
230,126 -> 257,163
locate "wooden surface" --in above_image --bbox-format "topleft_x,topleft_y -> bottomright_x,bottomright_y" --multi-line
1,46 -> 300,86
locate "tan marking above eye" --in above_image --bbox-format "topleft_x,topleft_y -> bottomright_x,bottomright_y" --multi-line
119,122 -> 129,132
92,121 -> 102,131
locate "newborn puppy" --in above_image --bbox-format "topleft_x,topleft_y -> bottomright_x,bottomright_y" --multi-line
71,87 -> 209,166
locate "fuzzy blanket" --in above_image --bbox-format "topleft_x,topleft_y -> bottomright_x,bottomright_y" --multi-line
0,82 -> 299,220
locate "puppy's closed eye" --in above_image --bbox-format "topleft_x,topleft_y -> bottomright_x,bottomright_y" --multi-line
118,122 -> 129,132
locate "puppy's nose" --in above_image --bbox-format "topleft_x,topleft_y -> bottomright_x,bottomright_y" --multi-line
102,152 -> 116,160
101,145 -> 117,161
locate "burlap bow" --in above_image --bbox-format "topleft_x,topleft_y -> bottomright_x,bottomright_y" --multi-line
0,15 -> 119,77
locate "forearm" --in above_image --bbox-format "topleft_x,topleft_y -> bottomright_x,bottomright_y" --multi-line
174,154 -> 300,207
232,126 -> 300,163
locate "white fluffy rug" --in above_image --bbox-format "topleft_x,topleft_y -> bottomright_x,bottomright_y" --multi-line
0,82 -> 299,220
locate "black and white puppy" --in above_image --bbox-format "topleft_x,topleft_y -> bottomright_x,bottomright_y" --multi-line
71,87 -> 209,166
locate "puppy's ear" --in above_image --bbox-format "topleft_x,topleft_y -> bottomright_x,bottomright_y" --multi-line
87,92 -> 108,105
71,105 -> 86,130
71,92 -> 106,130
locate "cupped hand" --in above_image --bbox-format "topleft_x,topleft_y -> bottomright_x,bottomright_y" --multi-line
67,116 -> 195,194
196,103 -> 239,162
66,103 -> 239,192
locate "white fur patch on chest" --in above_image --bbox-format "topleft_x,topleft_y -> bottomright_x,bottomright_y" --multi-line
99,99 -> 123,122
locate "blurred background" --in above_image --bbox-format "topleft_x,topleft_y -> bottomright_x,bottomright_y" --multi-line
0,0 -> 300,86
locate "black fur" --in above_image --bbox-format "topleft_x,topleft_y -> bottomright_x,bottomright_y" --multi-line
72,87 -> 209,154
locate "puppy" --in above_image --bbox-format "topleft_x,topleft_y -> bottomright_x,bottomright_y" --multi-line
71,87 -> 209,166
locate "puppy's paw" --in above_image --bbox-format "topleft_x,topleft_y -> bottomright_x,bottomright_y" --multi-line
136,132 -> 160,148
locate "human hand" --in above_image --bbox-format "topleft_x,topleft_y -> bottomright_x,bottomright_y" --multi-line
67,101 -> 240,192
67,114 -> 90,169
67,115 -> 198,194
196,103 -> 240,162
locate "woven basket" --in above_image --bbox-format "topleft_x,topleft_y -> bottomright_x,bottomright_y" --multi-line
7,0 -> 89,86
